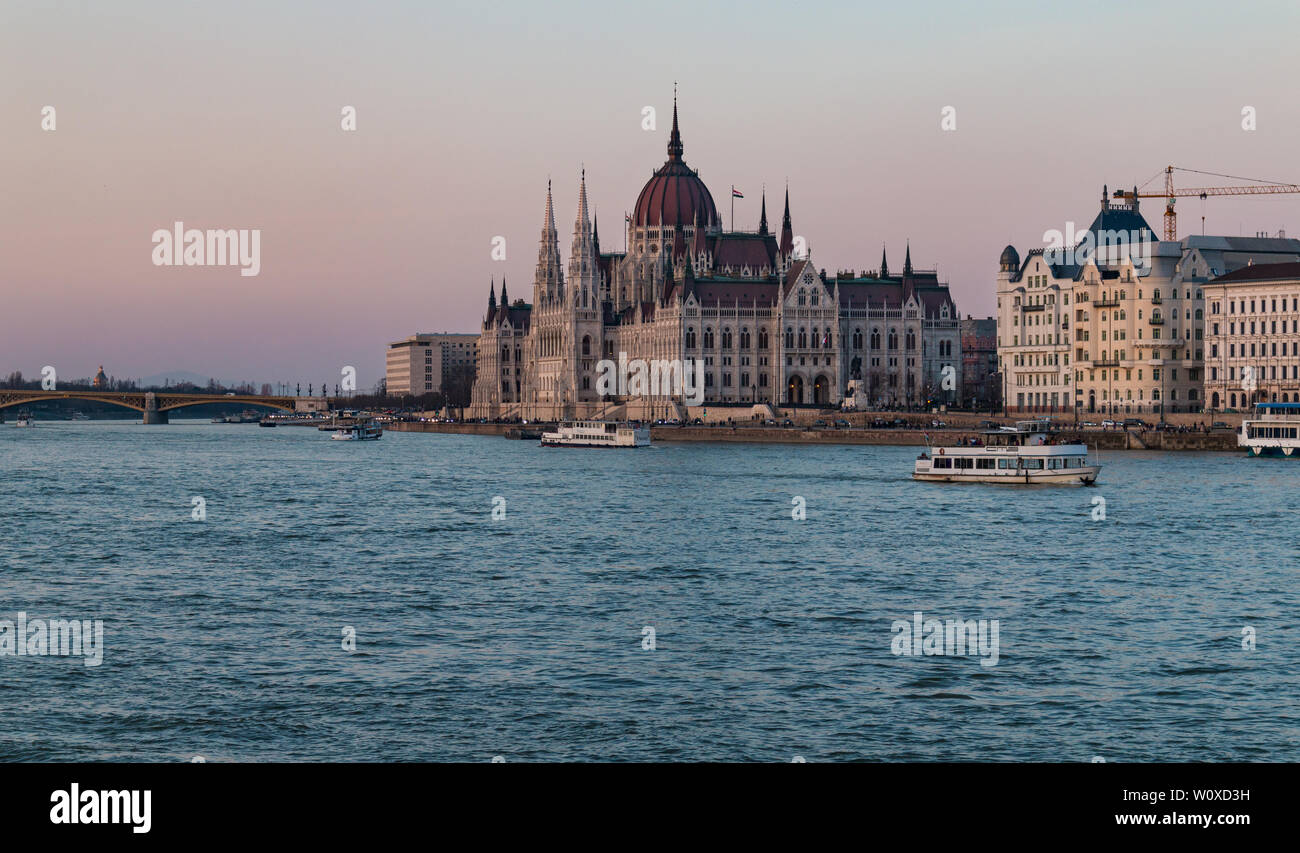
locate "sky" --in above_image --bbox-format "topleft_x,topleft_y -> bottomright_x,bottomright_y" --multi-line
3,0 -> 1299,390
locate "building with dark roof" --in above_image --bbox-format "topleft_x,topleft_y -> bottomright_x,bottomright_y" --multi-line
470,97 -> 964,420
1203,261 -> 1300,410
997,186 -> 1300,416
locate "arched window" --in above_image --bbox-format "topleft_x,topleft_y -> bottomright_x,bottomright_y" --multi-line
582,335 -> 591,356
870,329 -> 881,350
703,327 -> 715,349
798,328 -> 807,348
853,328 -> 863,350
686,327 -> 696,349
722,328 -> 733,348
785,327 -> 794,348
740,328 -> 750,349
758,328 -> 768,349
906,330 -> 916,351
887,330 -> 897,350
501,346 -> 510,361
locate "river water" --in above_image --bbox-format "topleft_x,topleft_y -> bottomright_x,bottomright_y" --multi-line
2,420 -> 1296,761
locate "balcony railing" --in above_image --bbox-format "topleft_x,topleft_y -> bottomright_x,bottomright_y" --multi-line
1151,295 -> 1163,304
1148,316 -> 1165,325
1022,304 -> 1045,312
1094,358 -> 1120,367
1095,298 -> 1120,308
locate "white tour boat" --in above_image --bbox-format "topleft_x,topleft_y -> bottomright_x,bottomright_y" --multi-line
330,420 -> 383,441
1239,402 -> 1300,457
14,410 -> 34,428
540,420 -> 651,448
913,419 -> 1100,485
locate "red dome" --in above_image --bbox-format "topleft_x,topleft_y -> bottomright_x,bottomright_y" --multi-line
631,100 -> 718,229
633,162 -> 719,229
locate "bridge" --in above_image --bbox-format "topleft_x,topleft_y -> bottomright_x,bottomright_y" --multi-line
0,389 -> 321,423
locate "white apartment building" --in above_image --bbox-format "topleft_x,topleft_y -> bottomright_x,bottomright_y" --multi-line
1204,261 -> 1300,410
998,190 -> 1300,416
386,333 -> 478,396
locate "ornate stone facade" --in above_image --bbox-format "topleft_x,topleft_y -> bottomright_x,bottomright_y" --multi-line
470,100 -> 962,421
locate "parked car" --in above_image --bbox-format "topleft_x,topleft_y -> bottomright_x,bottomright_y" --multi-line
813,419 -> 828,427
1080,421 -> 1099,428
1101,419 -> 1118,428
1211,421 -> 1231,431
834,419 -> 850,428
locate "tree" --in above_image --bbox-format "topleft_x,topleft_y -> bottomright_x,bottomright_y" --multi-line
443,363 -> 476,412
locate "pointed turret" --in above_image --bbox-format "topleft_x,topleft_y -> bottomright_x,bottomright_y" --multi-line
489,277 -> 496,308
880,245 -> 889,278
758,190 -> 769,235
667,89 -> 683,162
499,276 -> 508,306
592,214 -> 600,256
535,179 -> 563,304
904,241 -> 912,275
542,179 -> 557,242
567,169 -> 597,301
779,186 -> 794,258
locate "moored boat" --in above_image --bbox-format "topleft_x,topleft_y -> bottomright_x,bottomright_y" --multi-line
540,420 -> 650,448
330,419 -> 382,441
913,419 -> 1099,484
1239,402 -> 1300,457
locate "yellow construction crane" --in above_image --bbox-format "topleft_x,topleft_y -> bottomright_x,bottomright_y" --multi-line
1112,166 -> 1300,241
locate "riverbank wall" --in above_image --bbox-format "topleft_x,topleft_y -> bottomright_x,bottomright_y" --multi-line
387,421 -> 1238,451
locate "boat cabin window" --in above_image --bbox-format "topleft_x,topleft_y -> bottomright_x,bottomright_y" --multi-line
1023,459 -> 1044,470
976,459 -> 995,469
998,459 -> 1011,469
933,458 -> 952,469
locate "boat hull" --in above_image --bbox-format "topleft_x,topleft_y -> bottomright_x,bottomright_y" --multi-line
912,465 -> 1100,485
540,440 -> 646,448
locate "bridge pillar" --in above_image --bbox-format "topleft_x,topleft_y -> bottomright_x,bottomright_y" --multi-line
142,392 -> 169,424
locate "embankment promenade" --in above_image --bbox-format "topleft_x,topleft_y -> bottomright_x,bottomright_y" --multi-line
387,420 -> 1239,451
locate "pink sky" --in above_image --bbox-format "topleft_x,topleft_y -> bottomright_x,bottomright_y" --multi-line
4,0 -> 1298,389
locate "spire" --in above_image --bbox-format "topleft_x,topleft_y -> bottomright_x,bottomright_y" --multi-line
592,214 -> 600,256
880,245 -> 889,278
758,189 -> 769,235
575,167 -> 590,231
499,276 -> 508,306
779,185 -> 794,257
543,179 -> 556,240
667,85 -> 683,162
488,276 -> 496,308
903,241 -> 913,275
536,177 -> 563,303
568,168 -> 597,298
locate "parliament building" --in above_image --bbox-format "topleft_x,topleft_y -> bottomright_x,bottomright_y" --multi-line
469,99 -> 962,421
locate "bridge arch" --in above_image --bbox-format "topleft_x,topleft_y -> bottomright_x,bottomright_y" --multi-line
0,390 -> 299,415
